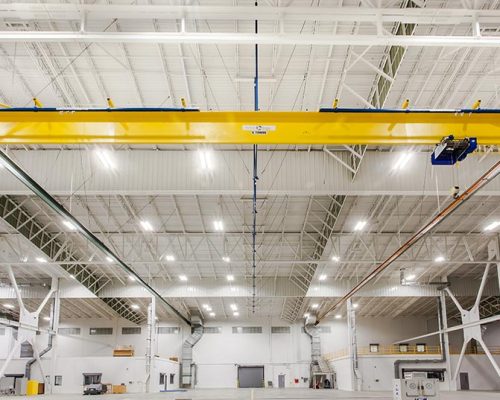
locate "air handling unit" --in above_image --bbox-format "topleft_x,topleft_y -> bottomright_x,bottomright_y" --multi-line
393,372 -> 439,400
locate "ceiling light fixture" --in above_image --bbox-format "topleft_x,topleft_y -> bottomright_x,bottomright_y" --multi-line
331,255 -> 340,262
95,149 -> 116,170
319,274 -> 327,281
179,275 -> 188,281
484,220 -> 500,231
131,304 -> 140,310
140,220 -> 154,232
36,257 -> 47,263
63,220 -> 77,230
128,275 -> 136,282
43,316 -> 50,321
3,303 -> 14,309
213,220 -> 224,231
434,256 -> 445,263
393,152 -> 413,171
226,274 -> 234,282
165,254 -> 175,262
335,314 -> 342,319
304,313 -> 310,318
233,312 -> 239,317
69,274 -> 75,279
230,304 -> 238,311
209,312 -> 215,317
405,273 -> 416,281
354,220 -> 367,231
222,256 -> 231,263
106,256 -> 113,263
311,304 -> 319,309
198,149 -> 214,170
353,303 -> 359,309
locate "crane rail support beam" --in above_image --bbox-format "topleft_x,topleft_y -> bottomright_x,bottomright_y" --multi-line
1,108 -> 500,145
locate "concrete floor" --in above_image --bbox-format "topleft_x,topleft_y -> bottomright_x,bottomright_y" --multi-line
7,389 -> 500,400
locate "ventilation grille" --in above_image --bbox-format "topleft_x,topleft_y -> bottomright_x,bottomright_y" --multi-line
301,326 -> 331,333
204,326 -> 221,334
58,327 -> 81,335
122,327 -> 141,335
20,341 -> 33,358
5,22 -> 30,30
89,327 -> 113,335
232,326 -> 262,334
157,326 -> 180,334
271,326 -> 290,334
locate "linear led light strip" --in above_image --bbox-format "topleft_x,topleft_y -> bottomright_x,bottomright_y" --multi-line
0,149 -> 192,327
316,159 -> 500,324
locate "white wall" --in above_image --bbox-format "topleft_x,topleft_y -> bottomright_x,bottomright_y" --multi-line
330,357 -> 353,391
2,356 -> 178,394
193,319 -> 311,388
355,354 -> 500,392
1,316 -> 498,392
329,319 -> 500,393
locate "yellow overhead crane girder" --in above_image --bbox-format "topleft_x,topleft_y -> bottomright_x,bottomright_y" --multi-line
1,108 -> 500,145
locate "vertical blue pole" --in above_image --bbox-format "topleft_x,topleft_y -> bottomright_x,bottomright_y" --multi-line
252,1 -> 259,314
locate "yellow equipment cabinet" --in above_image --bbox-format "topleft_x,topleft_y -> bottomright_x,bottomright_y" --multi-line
26,380 -> 38,396
112,384 -> 127,394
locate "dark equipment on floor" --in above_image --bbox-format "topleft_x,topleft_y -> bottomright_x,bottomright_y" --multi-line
83,373 -> 107,395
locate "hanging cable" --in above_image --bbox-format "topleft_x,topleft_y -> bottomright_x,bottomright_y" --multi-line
252,1 -> 259,314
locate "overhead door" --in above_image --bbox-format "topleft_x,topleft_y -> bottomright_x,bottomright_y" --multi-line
238,366 -> 264,388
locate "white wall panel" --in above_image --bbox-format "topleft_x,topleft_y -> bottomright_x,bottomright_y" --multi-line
95,277 -> 499,299
2,150 -> 499,196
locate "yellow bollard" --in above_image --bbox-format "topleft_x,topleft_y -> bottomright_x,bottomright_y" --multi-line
401,99 -> 410,109
472,99 -> 481,110
106,97 -> 115,108
33,98 -> 43,108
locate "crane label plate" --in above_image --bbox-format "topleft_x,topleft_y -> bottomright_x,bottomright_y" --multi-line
242,125 -> 276,135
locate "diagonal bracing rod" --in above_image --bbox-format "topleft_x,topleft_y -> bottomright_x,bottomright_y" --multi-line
0,150 -> 191,326
316,159 -> 500,324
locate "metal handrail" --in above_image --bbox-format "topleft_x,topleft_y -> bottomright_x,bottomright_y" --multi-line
324,345 -> 500,361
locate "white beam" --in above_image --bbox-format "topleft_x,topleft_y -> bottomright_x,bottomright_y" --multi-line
1,4 -> 500,25
1,31 -> 500,48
